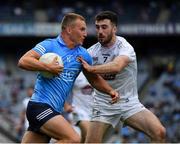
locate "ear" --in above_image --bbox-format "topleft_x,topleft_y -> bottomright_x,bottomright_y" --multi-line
114,26 -> 117,32
66,27 -> 71,34
113,26 -> 117,33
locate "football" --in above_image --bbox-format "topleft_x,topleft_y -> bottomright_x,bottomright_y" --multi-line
39,52 -> 63,78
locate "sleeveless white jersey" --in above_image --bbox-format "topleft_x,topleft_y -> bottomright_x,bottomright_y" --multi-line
88,36 -> 138,102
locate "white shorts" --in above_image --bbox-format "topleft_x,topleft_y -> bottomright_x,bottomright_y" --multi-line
71,106 -> 92,125
91,96 -> 146,128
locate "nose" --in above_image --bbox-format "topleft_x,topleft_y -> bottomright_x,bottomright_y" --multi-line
97,27 -> 103,34
83,31 -> 87,37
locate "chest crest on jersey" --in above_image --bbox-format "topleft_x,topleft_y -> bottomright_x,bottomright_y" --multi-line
66,55 -> 73,62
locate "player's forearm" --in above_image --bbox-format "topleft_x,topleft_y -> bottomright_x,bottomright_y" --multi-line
90,74 -> 114,95
90,61 -> 120,74
18,56 -> 49,72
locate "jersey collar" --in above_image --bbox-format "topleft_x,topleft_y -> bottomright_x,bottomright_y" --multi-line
57,35 -> 66,46
57,35 -> 81,49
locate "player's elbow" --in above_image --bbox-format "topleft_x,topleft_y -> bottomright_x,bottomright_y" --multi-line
112,61 -> 129,74
18,58 -> 25,69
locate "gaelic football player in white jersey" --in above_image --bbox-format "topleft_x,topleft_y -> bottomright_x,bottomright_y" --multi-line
79,11 -> 166,143
71,72 -> 94,142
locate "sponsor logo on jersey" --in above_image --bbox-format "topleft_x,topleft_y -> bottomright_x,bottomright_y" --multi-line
58,68 -> 80,82
101,73 -> 116,80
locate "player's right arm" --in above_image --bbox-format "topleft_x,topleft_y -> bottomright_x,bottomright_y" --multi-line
79,56 -> 129,74
18,50 -> 62,76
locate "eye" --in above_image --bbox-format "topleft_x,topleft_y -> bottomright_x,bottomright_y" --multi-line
102,25 -> 108,29
96,25 -> 100,30
81,27 -> 86,31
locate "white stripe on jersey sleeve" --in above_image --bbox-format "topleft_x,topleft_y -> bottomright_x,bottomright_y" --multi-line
34,44 -> 46,55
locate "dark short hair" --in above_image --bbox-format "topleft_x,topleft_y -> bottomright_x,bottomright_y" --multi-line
61,13 -> 85,30
95,11 -> 118,26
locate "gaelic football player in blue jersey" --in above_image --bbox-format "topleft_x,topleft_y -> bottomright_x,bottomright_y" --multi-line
18,13 -> 119,143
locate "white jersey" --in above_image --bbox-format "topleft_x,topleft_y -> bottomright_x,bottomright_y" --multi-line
71,72 -> 94,123
22,97 -> 30,130
88,36 -> 138,103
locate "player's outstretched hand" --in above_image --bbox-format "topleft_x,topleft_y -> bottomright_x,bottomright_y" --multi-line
109,90 -> 120,104
78,57 -> 92,72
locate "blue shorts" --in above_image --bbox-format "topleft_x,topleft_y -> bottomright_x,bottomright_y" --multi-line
27,101 -> 60,133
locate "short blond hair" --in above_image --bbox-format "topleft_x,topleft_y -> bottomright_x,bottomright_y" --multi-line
61,13 -> 85,31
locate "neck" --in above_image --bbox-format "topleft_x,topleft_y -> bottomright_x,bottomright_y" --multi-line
61,32 -> 75,49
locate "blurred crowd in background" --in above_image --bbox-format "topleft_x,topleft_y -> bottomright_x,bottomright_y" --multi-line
0,0 -> 180,24
0,0 -> 180,143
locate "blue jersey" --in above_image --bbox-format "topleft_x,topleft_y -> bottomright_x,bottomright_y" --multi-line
30,36 -> 92,113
